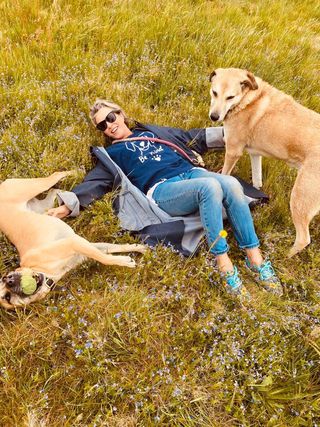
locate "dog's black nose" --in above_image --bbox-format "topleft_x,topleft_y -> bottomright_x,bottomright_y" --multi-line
3,274 -> 15,286
210,113 -> 220,122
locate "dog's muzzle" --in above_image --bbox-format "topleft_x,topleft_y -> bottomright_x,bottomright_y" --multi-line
209,112 -> 220,122
2,272 -> 55,298
2,272 -> 41,297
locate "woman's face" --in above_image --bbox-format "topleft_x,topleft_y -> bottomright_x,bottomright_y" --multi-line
94,107 -> 131,140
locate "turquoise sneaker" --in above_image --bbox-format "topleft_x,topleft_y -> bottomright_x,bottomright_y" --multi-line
222,266 -> 251,300
246,258 -> 283,296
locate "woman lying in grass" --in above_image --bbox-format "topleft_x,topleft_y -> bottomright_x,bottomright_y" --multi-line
48,99 -> 282,299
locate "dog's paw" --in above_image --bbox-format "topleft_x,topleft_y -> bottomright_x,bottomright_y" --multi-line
252,182 -> 262,190
52,170 -> 78,180
115,256 -> 136,268
65,170 -> 79,177
288,240 -> 310,257
288,246 -> 299,258
131,244 -> 148,254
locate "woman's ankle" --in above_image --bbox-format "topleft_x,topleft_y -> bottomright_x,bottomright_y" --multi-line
216,253 -> 234,274
245,247 -> 263,267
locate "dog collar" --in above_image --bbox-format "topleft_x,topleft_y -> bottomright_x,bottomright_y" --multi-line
38,273 -> 56,291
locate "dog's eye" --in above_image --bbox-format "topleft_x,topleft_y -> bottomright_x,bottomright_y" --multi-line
4,293 -> 11,303
226,95 -> 235,100
212,90 -> 217,97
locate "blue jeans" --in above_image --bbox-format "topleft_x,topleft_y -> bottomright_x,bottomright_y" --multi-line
152,168 -> 260,255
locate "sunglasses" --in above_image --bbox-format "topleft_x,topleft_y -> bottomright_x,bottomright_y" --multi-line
96,110 -> 121,132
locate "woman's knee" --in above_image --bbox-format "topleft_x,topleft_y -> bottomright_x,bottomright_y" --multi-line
221,176 -> 244,198
197,178 -> 223,201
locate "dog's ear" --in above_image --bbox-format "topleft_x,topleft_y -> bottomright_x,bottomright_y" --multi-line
209,70 -> 216,82
241,71 -> 258,90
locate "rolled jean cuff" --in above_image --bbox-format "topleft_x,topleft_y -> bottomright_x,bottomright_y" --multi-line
239,241 -> 260,250
210,243 -> 230,256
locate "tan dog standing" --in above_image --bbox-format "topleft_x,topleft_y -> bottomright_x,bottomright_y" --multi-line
209,67 -> 320,257
0,171 -> 145,309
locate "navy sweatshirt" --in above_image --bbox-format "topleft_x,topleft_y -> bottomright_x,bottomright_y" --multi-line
106,129 -> 194,193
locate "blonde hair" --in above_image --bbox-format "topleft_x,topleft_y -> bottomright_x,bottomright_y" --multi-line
89,99 -> 130,127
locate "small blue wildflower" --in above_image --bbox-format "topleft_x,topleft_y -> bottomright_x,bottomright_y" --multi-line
114,312 -> 123,319
172,387 -> 182,397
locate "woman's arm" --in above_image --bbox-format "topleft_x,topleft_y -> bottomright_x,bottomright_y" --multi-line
47,160 -> 115,218
71,160 -> 114,208
139,123 -> 225,155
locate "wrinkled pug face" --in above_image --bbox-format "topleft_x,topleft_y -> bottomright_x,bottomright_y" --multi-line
0,268 -> 52,309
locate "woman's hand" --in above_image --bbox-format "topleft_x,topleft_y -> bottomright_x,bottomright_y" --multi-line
46,205 -> 71,219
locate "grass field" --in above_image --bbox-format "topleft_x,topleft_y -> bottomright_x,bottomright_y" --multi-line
1,0 -> 320,425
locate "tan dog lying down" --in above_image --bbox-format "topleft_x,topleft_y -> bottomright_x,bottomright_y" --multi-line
209,67 -> 320,257
0,172 -> 145,309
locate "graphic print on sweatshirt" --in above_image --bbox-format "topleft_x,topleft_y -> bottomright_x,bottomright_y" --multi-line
124,131 -> 163,163
106,129 -> 193,193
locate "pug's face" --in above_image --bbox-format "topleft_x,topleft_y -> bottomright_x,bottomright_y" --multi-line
0,268 -> 53,309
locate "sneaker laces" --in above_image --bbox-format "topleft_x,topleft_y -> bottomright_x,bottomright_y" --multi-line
258,260 -> 277,281
225,266 -> 242,290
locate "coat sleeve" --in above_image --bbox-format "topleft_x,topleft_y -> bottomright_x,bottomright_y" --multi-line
72,160 -> 115,208
186,127 -> 225,155
139,123 -> 225,155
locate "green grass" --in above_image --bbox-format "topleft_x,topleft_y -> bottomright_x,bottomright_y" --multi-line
1,0 -> 320,425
